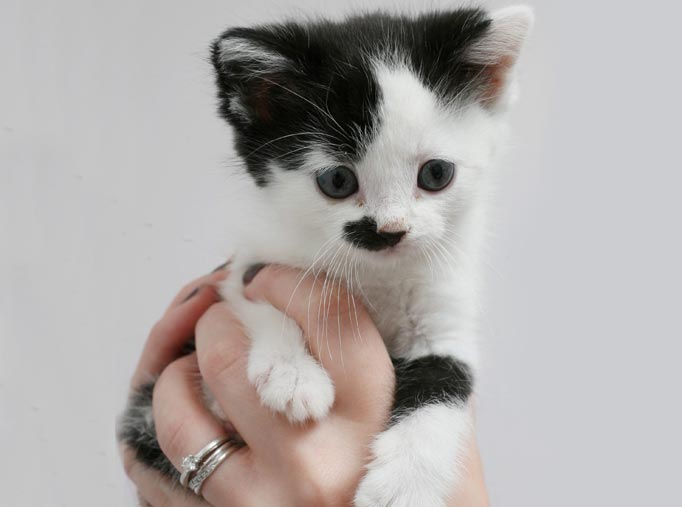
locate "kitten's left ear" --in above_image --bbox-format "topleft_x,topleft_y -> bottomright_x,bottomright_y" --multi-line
468,6 -> 535,109
210,27 -> 305,126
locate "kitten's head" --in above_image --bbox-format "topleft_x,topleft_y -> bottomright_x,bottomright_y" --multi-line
211,7 -> 532,268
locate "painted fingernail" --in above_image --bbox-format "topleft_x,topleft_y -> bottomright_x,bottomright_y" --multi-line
242,263 -> 266,285
182,286 -> 201,303
212,260 -> 231,273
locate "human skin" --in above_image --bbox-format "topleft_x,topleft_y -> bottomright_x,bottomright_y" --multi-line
121,266 -> 489,506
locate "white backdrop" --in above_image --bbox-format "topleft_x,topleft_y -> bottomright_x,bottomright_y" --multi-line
2,0 -> 681,505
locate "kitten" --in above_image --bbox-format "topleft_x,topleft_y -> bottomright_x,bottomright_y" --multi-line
119,6 -> 533,506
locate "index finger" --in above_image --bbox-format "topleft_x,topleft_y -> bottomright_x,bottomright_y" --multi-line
166,266 -> 229,312
131,285 -> 220,388
242,265 -> 393,403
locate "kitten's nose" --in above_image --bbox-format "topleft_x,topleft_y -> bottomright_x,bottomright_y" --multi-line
378,219 -> 408,234
377,229 -> 407,247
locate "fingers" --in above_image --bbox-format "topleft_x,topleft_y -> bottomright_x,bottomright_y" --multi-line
131,285 -> 221,388
166,267 -> 229,312
242,265 -> 393,406
153,353 -> 254,504
121,446 -> 210,507
195,303 -> 303,445
154,354 -> 233,468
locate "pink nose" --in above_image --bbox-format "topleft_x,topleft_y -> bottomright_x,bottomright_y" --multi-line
378,220 -> 408,234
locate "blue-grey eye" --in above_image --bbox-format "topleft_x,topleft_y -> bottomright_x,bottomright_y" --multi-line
316,166 -> 358,199
417,159 -> 456,192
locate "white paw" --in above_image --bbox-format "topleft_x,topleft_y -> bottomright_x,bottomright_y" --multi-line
354,404 -> 469,507
354,464 -> 445,507
235,298 -> 336,423
248,353 -> 335,423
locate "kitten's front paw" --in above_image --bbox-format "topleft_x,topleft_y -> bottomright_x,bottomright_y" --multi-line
354,468 -> 445,507
248,353 -> 334,423
354,405 -> 466,507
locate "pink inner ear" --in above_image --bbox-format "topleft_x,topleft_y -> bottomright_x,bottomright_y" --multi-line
480,54 -> 514,106
248,80 -> 274,123
245,73 -> 301,124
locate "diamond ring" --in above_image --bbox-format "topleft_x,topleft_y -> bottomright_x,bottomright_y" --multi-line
179,436 -> 230,488
188,439 -> 241,496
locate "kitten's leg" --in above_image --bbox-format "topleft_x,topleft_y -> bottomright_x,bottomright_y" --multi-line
354,355 -> 474,507
233,296 -> 335,423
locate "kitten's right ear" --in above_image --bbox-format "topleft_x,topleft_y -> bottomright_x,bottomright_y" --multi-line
210,28 -> 301,125
467,6 -> 535,109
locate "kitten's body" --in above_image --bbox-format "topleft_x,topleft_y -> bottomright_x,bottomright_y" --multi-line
120,7 -> 532,506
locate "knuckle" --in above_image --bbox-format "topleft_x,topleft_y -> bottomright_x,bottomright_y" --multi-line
200,346 -> 241,387
195,303 -> 246,387
289,446 -> 350,506
299,470 -> 348,506
198,339 -> 242,387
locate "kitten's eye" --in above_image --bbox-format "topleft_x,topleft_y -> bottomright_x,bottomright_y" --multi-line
417,159 -> 456,192
316,166 -> 359,199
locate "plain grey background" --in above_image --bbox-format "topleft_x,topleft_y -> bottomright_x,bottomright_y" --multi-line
2,0 -> 681,505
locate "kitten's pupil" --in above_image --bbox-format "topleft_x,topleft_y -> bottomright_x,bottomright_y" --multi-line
332,171 -> 345,188
431,165 -> 443,180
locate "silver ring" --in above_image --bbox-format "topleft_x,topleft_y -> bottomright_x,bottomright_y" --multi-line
189,440 -> 241,496
179,436 -> 230,488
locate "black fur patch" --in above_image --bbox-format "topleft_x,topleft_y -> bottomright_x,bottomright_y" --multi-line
117,382 -> 179,481
391,355 -> 473,420
343,216 -> 405,251
211,8 -> 494,186
211,23 -> 382,186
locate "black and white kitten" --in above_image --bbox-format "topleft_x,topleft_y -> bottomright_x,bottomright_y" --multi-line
120,6 -> 533,506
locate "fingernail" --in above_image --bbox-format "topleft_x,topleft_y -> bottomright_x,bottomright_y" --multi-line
242,263 -> 266,285
182,286 -> 201,303
212,260 -> 231,273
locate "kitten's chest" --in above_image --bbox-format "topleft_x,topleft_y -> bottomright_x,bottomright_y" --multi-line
361,276 -> 424,357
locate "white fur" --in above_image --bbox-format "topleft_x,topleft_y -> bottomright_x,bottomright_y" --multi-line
215,8 -> 532,503
218,37 -> 290,70
238,297 -> 334,422
468,6 -> 535,65
220,66 -> 498,499
355,404 -> 472,507
468,6 -> 535,109
228,95 -> 251,122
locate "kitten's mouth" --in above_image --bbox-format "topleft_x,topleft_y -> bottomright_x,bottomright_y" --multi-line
348,238 -> 411,260
348,236 -> 408,253
343,217 -> 408,252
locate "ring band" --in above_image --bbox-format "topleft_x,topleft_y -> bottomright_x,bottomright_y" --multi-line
180,436 -> 230,488
188,440 -> 241,496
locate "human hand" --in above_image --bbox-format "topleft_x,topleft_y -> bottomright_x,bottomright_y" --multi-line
121,265 -> 489,506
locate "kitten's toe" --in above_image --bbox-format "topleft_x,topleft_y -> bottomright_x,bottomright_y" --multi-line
249,354 -> 334,423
